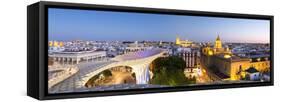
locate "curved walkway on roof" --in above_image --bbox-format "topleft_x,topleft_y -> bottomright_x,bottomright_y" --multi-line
49,48 -> 166,93
112,49 -> 163,61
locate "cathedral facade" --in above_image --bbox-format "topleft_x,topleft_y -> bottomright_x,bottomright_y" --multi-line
202,35 -> 232,56
201,35 -> 270,81
175,35 -> 193,47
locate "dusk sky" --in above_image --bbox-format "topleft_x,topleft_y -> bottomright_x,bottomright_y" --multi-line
48,8 -> 270,43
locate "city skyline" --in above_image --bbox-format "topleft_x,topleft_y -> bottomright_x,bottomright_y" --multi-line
48,8 -> 270,43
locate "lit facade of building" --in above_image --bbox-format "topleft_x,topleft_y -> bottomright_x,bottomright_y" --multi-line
49,41 -> 65,52
49,41 -> 64,47
175,35 -> 193,47
176,48 -> 201,79
177,48 -> 200,68
201,35 -> 270,81
214,35 -> 222,49
202,35 -> 232,56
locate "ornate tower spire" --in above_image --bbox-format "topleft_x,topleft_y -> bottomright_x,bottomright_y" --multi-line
175,34 -> 180,45
214,34 -> 222,49
216,35 -> 220,41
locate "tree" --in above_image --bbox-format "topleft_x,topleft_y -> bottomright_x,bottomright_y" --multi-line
131,73 -> 136,79
102,69 -> 112,77
150,56 -> 196,86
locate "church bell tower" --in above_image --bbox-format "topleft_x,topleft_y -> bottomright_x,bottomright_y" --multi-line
176,35 -> 180,45
215,35 -> 222,49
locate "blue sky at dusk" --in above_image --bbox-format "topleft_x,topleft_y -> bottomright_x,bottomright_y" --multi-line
48,8 -> 270,43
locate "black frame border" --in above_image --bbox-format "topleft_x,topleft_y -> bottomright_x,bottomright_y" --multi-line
35,1 -> 273,100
